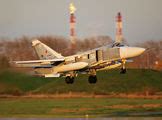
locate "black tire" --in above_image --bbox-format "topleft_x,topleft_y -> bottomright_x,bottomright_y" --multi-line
65,76 -> 74,84
88,75 -> 97,84
120,68 -> 126,74
69,77 -> 74,84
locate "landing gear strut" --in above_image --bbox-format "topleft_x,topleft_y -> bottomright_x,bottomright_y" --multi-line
120,59 -> 126,74
65,76 -> 74,84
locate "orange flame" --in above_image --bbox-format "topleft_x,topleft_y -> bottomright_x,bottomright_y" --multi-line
69,3 -> 76,14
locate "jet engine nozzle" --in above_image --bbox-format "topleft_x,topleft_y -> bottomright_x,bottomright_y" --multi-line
120,47 -> 145,59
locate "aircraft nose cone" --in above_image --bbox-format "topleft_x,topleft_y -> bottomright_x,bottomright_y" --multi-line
120,47 -> 145,59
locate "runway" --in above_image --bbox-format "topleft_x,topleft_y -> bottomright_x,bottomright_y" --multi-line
1,117 -> 162,120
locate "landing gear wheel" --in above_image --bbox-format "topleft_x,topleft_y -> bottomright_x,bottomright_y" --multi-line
120,68 -> 126,74
65,76 -> 74,84
88,75 -> 97,84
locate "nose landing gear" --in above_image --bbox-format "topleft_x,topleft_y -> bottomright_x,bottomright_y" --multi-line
120,67 -> 126,74
120,59 -> 127,74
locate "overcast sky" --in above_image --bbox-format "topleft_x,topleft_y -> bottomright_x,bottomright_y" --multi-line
0,0 -> 162,44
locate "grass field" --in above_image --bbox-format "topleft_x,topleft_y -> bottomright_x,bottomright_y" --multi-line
0,69 -> 162,117
0,98 -> 162,117
0,69 -> 161,95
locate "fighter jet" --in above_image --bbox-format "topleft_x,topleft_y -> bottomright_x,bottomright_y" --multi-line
14,12 -> 145,84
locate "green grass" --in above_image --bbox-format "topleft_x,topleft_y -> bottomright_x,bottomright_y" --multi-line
0,98 -> 162,117
0,69 -> 162,95
0,70 -> 52,94
33,69 -> 162,94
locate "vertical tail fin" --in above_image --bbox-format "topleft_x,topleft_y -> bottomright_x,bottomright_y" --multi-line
115,12 -> 123,43
32,39 -> 63,60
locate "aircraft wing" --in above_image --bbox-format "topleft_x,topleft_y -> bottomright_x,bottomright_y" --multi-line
14,58 -> 65,67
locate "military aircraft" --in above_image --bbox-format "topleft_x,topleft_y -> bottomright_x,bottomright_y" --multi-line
14,12 -> 145,84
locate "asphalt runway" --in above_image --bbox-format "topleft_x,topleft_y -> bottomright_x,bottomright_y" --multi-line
1,117 -> 162,120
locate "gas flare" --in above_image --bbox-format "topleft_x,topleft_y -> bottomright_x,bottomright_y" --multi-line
69,3 -> 76,14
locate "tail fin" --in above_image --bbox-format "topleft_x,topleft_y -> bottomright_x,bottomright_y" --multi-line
32,39 -> 63,60
115,12 -> 123,43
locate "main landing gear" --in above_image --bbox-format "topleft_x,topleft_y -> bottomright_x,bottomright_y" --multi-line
65,75 -> 98,84
88,69 -> 97,84
88,75 -> 97,84
65,72 -> 75,84
65,76 -> 74,84
64,69 -> 98,84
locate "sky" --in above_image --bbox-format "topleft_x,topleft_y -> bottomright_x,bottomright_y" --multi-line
0,0 -> 162,44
